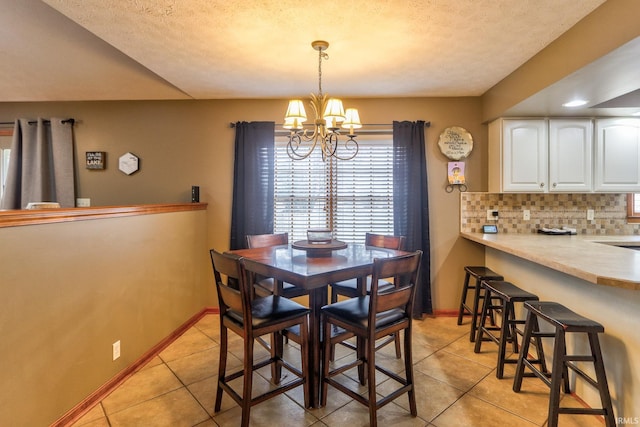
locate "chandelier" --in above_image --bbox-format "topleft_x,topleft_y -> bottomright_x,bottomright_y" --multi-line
284,40 -> 361,161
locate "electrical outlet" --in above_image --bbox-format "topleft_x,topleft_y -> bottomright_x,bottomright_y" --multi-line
76,198 -> 91,207
486,209 -> 499,221
112,340 -> 121,361
587,209 -> 595,221
523,209 -> 531,221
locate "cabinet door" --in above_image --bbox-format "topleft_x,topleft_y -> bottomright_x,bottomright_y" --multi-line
549,119 -> 593,192
594,118 -> 640,192
503,120 -> 547,192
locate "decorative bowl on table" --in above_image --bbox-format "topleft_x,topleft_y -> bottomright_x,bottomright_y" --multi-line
307,229 -> 333,244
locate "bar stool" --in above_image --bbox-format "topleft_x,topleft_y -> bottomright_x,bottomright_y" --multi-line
513,301 -> 615,427
473,280 -> 544,379
456,266 -> 504,341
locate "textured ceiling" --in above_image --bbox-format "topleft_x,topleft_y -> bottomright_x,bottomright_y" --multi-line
1,0 -> 606,102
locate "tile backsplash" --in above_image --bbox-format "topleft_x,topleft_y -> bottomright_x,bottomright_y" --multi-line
460,192 -> 640,235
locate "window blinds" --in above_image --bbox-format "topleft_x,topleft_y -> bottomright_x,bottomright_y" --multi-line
274,136 -> 394,243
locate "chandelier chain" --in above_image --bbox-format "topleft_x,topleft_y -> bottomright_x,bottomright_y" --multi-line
318,48 -> 328,96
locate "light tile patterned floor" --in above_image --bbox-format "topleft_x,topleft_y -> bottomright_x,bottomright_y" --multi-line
70,315 -> 605,427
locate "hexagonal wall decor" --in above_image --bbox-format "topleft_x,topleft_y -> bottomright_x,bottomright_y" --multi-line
118,152 -> 139,175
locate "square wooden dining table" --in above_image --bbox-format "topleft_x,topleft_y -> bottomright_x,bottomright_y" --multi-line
228,242 -> 408,408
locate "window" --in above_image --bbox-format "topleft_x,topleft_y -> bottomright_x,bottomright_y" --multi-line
0,129 -> 12,200
274,134 -> 394,243
628,193 -> 640,223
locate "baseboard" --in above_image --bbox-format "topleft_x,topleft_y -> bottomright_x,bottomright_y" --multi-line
432,309 -> 459,317
51,307 -> 219,427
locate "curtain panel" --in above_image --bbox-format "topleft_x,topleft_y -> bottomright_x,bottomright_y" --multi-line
0,118 -> 75,209
393,120 -> 432,316
229,121 -> 275,250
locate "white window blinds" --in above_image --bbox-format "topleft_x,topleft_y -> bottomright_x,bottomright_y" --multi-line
274,135 -> 394,243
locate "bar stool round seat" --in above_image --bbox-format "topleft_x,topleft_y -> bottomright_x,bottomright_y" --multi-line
473,280 -> 542,378
456,266 -> 504,341
513,301 -> 615,427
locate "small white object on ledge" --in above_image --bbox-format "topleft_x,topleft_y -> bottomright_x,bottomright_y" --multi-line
25,202 -> 61,209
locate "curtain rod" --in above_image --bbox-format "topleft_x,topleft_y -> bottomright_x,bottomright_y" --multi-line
229,121 -> 431,128
0,118 -> 75,126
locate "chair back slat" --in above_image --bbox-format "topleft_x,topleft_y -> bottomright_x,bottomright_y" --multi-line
369,251 -> 422,322
246,232 -> 289,249
376,286 -> 413,312
365,232 -> 405,250
210,250 -> 248,316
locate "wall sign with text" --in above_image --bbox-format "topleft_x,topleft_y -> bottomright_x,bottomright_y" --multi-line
437,126 -> 473,160
85,151 -> 105,170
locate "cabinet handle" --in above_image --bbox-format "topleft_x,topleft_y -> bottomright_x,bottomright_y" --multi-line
540,182 -> 545,188
552,182 -> 557,188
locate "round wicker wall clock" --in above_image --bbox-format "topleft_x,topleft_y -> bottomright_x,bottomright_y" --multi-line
438,126 -> 473,160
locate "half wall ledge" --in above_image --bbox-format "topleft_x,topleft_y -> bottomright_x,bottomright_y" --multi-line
0,203 -> 208,228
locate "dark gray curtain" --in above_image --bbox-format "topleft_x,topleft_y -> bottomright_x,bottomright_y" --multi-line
393,120 -> 432,316
229,121 -> 275,250
0,118 -> 75,209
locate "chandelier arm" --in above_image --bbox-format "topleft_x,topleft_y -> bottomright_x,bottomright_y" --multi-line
331,135 -> 360,161
323,132 -> 339,158
286,133 -> 319,160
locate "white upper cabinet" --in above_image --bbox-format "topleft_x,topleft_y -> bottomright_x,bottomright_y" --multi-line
549,119 -> 593,192
502,120 -> 548,192
489,118 -> 593,193
594,118 -> 640,192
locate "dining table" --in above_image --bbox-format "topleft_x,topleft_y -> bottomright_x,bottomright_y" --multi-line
228,242 -> 408,408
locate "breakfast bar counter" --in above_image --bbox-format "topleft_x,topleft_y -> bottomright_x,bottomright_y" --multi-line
460,232 -> 640,291
460,231 -> 640,420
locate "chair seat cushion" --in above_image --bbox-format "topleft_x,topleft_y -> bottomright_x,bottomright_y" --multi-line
321,296 -> 406,330
331,277 -> 394,295
227,295 -> 310,329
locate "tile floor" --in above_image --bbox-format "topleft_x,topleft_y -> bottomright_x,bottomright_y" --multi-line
70,315 -> 605,427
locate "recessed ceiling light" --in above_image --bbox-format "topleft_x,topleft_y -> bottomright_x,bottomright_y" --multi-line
562,100 -> 589,108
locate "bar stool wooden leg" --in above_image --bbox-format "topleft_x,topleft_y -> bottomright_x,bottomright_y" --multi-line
513,309 -> 535,392
547,328 -> 565,427
589,332 -> 616,427
496,302 -> 514,379
469,276 -> 482,342
457,271 -> 472,326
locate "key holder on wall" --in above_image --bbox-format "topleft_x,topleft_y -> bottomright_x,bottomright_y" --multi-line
438,126 -> 473,192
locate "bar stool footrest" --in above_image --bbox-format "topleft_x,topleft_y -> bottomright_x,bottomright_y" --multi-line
559,407 -> 609,416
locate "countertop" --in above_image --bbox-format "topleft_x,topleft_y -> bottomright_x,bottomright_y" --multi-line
460,232 -> 640,291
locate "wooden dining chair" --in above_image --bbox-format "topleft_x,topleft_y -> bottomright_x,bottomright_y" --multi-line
246,232 -> 309,299
321,251 -> 422,427
209,249 -> 310,427
330,232 -> 405,359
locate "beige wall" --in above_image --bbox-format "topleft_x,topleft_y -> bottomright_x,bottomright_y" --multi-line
0,97 -> 486,313
0,209 -> 211,426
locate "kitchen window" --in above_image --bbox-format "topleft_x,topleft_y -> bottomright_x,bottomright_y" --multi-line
273,134 -> 394,243
628,193 -> 640,223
